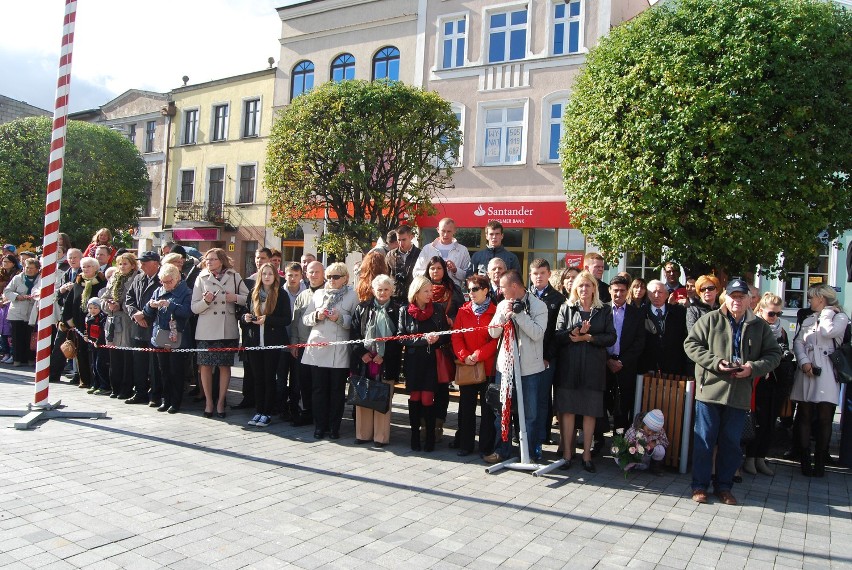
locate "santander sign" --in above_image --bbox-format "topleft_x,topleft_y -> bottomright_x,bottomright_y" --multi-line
417,201 -> 570,229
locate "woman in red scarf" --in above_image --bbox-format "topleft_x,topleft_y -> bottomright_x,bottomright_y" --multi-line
398,275 -> 450,452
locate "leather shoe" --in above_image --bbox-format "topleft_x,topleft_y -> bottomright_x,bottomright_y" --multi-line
691,489 -> 709,504
355,439 -> 370,445
167,406 -> 180,414
583,460 -> 596,473
125,396 -> 147,405
483,452 -> 505,464
558,458 -> 573,471
714,490 -> 738,505
456,449 -> 472,457
157,404 -> 169,412
148,401 -> 160,408
231,400 -> 254,410
292,416 -> 313,427
314,430 -> 325,439
329,432 -> 340,440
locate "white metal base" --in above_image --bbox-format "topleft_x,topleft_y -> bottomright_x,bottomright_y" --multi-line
0,400 -> 107,430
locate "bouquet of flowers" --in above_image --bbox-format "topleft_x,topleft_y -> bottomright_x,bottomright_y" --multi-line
611,428 -> 646,477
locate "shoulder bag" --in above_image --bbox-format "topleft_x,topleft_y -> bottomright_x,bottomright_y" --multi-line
454,359 -> 487,386
829,337 -> 852,385
347,365 -> 392,414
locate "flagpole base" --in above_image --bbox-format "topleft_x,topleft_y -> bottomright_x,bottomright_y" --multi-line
0,401 -> 107,430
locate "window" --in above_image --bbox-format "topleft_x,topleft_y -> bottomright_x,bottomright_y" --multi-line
145,120 -> 156,153
488,8 -> 527,63
291,60 -> 314,99
244,241 -> 258,277
553,0 -> 583,55
624,251 -> 660,283
128,124 -> 137,145
783,244 -> 831,309
546,98 -> 568,162
182,109 -> 198,145
179,170 -> 195,203
482,104 -> 526,165
372,46 -> 400,81
330,53 -> 355,82
440,17 -> 466,69
237,164 -> 256,204
243,98 -> 260,137
212,104 -> 229,142
141,181 -> 153,217
439,105 -> 463,167
208,168 -> 225,205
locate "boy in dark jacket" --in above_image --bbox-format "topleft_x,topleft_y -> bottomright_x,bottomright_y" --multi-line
84,297 -> 111,395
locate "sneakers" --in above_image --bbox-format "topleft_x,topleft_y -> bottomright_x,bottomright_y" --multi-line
255,415 -> 271,428
248,414 -> 261,426
0,355 -> 12,364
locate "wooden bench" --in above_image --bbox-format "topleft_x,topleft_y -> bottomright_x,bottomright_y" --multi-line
634,373 -> 696,474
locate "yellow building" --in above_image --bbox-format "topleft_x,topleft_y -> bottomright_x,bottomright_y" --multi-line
163,68 -> 277,276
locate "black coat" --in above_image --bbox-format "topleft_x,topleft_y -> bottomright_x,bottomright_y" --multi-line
397,302 -> 450,392
124,271 -> 161,341
554,303 -> 616,392
386,245 -> 421,302
242,286 -> 292,347
350,299 -> 402,374
530,284 -> 566,363
61,273 -> 107,330
607,302 -> 646,380
641,303 -> 691,376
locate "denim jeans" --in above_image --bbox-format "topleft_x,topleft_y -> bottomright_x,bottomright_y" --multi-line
494,370 -> 547,460
692,400 -> 746,492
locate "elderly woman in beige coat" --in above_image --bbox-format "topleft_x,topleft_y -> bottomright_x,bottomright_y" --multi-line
302,261 -> 358,439
191,248 -> 249,418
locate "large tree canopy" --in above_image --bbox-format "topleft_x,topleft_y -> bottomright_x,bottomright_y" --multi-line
265,79 -> 460,256
0,116 -> 149,249
561,0 -> 851,275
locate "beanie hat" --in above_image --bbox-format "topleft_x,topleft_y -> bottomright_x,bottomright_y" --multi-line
87,297 -> 102,309
643,409 -> 664,432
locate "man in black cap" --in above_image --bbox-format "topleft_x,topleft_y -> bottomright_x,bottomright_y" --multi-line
124,251 -> 162,405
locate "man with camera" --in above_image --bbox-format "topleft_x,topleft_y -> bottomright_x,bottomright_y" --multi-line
484,269 -> 548,463
684,278 -> 781,506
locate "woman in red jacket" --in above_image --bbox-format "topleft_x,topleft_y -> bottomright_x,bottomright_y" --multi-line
450,274 -> 499,457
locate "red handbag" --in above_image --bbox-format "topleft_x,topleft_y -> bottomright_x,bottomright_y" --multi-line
435,345 -> 456,384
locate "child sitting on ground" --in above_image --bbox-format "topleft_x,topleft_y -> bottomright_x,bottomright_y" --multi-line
626,409 -> 669,473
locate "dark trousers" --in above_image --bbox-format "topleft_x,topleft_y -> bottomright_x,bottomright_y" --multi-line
131,339 -> 159,402
240,355 -> 256,406
91,346 -> 110,390
10,320 -> 33,364
75,340 -> 92,387
109,349 -> 133,396
435,382 -> 451,421
296,351 -> 313,419
607,367 -> 637,431
49,326 -> 68,382
311,366 -> 348,433
456,380 -> 496,454
249,349 -> 281,416
275,350 -> 300,415
156,351 -> 186,409
746,377 -> 779,458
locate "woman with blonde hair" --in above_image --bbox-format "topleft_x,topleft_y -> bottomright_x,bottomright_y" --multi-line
791,284 -> 849,477
82,228 -> 116,264
553,270 -> 616,473
302,261 -> 358,439
100,252 -> 140,398
192,248 -> 249,418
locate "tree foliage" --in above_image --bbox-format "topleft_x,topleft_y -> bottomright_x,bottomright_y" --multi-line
561,0 -> 851,275
0,116 -> 149,249
264,80 -> 460,256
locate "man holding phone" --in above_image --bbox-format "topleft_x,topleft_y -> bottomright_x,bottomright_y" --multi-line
684,279 -> 782,506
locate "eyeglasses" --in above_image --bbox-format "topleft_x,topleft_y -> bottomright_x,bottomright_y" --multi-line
699,286 -> 717,292
766,311 -> 783,318
468,286 -> 484,293
327,275 -> 344,280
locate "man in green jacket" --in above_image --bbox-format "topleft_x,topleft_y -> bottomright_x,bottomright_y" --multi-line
684,279 -> 782,506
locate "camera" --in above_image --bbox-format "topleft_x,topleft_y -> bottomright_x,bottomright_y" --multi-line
511,300 -> 526,314
249,315 -> 258,322
812,366 -> 822,376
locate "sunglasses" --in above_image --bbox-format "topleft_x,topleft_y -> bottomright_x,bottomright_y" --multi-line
765,311 -> 783,318
699,286 -> 717,292
327,275 -> 344,280
468,286 -> 485,293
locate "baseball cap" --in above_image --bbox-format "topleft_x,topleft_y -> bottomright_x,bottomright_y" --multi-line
139,251 -> 161,263
725,279 -> 750,295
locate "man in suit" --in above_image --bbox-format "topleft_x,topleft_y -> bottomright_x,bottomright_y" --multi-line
641,279 -> 691,377
487,258 -> 507,302
606,275 -> 646,430
124,251 -> 162,405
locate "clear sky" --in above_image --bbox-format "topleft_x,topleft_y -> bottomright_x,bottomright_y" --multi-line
0,0 -> 294,113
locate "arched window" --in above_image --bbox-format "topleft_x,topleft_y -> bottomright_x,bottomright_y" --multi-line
291,60 -> 314,100
330,53 -> 356,82
372,46 -> 400,81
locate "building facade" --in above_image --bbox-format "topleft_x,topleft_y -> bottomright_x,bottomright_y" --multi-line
0,94 -> 51,124
163,69 -> 276,277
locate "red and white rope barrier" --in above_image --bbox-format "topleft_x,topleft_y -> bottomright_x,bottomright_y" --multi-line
35,0 -> 78,407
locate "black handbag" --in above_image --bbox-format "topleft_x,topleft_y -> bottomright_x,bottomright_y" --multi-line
741,410 -> 756,443
347,367 -> 391,414
829,339 -> 852,385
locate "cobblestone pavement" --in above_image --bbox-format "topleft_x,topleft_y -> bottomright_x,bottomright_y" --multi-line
1,368 -> 850,569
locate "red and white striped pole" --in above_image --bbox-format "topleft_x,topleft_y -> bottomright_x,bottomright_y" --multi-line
34,0 -> 78,407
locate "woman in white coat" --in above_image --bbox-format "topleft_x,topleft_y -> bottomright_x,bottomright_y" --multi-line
2,258 -> 41,366
191,248 -> 249,418
791,284 -> 849,477
301,262 -> 358,439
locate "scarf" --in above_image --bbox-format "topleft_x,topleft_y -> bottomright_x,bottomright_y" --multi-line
80,274 -> 100,311
407,301 -> 434,321
496,320 -> 519,442
471,297 -> 491,316
23,273 -> 37,294
431,283 -> 450,305
769,320 -> 783,339
258,288 -> 269,303
322,284 -> 350,312
111,271 -> 132,304
365,299 -> 393,356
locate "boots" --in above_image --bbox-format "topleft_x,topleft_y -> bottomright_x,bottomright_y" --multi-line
800,452 -> 813,477
755,458 -> 774,476
409,400 -> 422,451
743,457 -> 757,475
423,405 -> 436,452
435,418 -> 444,443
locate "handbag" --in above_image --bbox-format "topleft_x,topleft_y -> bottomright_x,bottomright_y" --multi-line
60,335 -> 78,359
154,328 -> 182,349
454,359 -> 487,386
30,331 -> 38,352
741,410 -> 756,443
435,345 -> 455,384
829,339 -> 852,384
233,274 -> 249,323
346,367 -> 391,414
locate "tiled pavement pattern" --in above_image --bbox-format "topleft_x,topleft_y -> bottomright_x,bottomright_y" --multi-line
1,369 -> 850,569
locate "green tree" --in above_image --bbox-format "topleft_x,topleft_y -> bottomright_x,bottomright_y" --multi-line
265,80 -> 460,256
561,0 -> 851,275
0,116 -> 149,249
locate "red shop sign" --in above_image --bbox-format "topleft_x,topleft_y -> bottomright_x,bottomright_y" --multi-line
415,201 -> 572,229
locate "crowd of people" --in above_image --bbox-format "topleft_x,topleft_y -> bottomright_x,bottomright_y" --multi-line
1,220 -> 849,505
